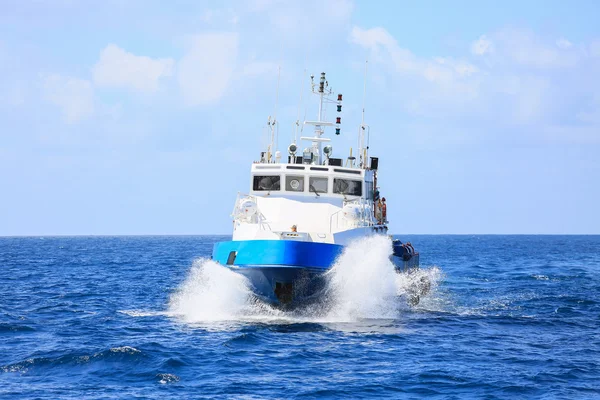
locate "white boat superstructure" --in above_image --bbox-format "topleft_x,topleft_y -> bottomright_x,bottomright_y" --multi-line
232,163 -> 383,246
230,71 -> 386,246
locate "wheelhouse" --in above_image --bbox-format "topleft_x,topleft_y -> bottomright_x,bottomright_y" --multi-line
250,164 -> 374,201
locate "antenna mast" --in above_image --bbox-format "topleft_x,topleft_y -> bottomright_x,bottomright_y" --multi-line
267,66 -> 281,163
359,60 -> 369,169
297,71 -> 343,166
293,69 -> 306,144
300,72 -> 337,165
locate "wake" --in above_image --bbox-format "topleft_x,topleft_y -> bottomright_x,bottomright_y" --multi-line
167,236 -> 442,324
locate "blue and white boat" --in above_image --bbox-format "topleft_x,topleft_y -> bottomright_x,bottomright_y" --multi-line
212,72 -> 420,305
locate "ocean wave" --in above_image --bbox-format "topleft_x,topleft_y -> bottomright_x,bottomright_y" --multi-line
1,346 -> 144,375
0,323 -> 36,333
118,310 -> 168,317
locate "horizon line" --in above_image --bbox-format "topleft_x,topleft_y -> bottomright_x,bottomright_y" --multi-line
1,233 -> 600,238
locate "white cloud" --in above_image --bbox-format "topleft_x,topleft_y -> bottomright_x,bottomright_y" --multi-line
556,37 -> 573,49
350,26 -> 420,73
350,26 -> 397,51
351,26 -> 479,86
92,44 -> 174,92
434,57 -> 479,77
471,35 -> 493,56
177,32 -> 238,107
43,74 -> 94,123
350,26 -> 486,121
470,29 -> 586,69
351,24 -> 600,145
494,29 -> 579,68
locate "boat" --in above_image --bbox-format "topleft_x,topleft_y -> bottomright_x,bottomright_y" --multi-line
212,71 -> 422,306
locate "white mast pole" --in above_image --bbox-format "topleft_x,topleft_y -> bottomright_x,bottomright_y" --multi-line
359,60 -> 368,168
300,72 -> 333,165
294,69 -> 306,144
270,66 -> 281,162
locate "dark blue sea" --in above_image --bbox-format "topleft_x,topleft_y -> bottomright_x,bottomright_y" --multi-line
1,235 -> 599,399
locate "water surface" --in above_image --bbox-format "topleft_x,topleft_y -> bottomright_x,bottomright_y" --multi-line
1,235 -> 599,398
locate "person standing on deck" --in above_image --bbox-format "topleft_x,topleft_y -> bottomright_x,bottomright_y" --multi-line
375,199 -> 383,224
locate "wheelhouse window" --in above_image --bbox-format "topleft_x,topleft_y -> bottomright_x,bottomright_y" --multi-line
309,177 -> 328,194
285,175 -> 304,192
334,178 -> 362,196
253,175 -> 280,191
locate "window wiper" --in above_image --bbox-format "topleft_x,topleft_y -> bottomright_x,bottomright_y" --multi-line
309,184 -> 320,197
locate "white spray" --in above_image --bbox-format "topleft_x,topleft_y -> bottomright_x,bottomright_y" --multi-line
168,238 -> 441,324
322,236 -> 401,320
168,259 -> 277,322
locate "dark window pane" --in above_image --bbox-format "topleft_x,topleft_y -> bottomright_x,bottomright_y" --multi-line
253,175 -> 280,191
333,178 -> 362,196
309,177 -> 328,193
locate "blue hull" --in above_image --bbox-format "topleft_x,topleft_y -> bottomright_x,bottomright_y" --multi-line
212,239 -> 420,305
212,240 -> 343,304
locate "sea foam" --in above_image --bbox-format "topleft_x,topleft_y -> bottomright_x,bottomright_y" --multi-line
168,236 -> 440,324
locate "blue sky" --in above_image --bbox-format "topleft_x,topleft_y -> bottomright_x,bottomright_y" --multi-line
1,0 -> 599,235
